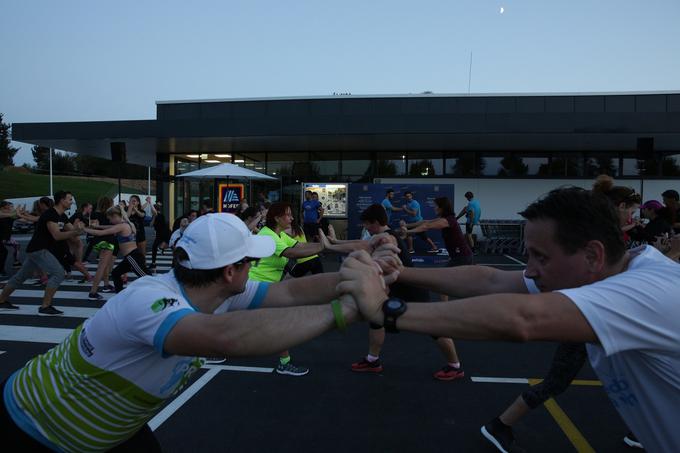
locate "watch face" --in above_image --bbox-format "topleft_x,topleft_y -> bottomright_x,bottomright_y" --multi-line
386,300 -> 402,310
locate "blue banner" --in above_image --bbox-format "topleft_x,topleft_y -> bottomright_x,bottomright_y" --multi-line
347,183 -> 455,265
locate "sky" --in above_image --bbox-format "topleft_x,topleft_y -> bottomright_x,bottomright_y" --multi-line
2,0 -> 680,165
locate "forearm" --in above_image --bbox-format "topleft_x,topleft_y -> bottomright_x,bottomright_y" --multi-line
52,230 -> 81,241
284,242 -> 324,258
398,266 -> 526,297
264,272 -> 341,307
326,240 -> 371,254
406,225 -> 428,234
404,220 -> 424,228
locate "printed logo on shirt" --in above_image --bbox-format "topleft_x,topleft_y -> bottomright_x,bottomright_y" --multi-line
151,297 -> 180,313
79,328 -> 95,357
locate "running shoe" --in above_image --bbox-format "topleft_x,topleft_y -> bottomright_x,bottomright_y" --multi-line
433,365 -> 465,381
623,432 -> 643,449
149,263 -> 157,270
351,357 -> 384,373
427,249 -> 439,253
481,418 -> 526,453
275,362 -> 309,376
88,292 -> 104,301
100,285 -> 115,293
0,301 -> 20,310
38,306 -> 64,316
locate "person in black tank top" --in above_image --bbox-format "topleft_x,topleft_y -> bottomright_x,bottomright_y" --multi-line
348,204 -> 465,381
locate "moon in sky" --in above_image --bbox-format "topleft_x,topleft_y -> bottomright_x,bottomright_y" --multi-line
500,6 -> 505,14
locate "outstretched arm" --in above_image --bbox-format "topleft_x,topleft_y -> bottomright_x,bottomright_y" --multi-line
405,218 -> 447,234
262,272 -> 342,308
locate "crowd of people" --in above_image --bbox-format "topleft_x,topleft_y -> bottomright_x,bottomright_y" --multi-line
0,177 -> 679,452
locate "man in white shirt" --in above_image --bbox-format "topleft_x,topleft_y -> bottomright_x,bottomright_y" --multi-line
338,187 -> 680,453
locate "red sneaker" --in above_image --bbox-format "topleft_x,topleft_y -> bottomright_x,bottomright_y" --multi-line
433,365 -> 465,381
351,358 -> 383,373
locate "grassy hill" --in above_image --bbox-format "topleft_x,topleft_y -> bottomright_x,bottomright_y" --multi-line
0,169 -> 141,205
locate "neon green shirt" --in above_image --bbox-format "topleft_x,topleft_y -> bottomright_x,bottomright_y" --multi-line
291,233 -> 318,264
248,226 -> 298,282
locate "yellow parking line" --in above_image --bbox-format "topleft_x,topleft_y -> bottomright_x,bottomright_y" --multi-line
527,378 -> 596,452
529,378 -> 602,386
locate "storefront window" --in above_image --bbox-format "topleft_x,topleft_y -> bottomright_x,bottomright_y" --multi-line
538,154 -> 584,177
445,152 -> 476,176
661,153 -> 680,177
375,152 -> 406,177
585,154 -> 619,177
341,152 -> 372,182
408,152 -> 442,176
310,151 -> 340,181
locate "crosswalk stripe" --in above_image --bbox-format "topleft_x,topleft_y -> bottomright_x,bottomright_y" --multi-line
0,325 -> 71,343
9,289 -> 114,301
0,304 -> 98,319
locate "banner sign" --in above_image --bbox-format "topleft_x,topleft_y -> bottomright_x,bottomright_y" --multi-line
348,183 -> 455,265
301,183 -> 348,218
217,183 -> 245,213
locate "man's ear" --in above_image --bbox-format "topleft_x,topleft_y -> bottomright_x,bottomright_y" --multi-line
584,240 -> 607,273
222,265 -> 235,284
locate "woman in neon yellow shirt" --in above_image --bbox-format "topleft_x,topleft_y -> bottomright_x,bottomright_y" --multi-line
248,202 -> 325,376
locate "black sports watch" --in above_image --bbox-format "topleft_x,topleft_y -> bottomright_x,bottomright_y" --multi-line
382,297 -> 407,333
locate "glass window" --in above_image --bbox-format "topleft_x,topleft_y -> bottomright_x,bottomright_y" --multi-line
522,155 -> 550,176
267,153 -> 309,178
341,152 -> 372,182
538,154 -> 584,177
445,152 -> 476,176
585,154 -> 619,177
234,153 -> 266,173
310,151 -> 340,181
622,153 -> 658,176
408,152 -> 442,176
375,152 -> 406,177
661,153 -> 680,177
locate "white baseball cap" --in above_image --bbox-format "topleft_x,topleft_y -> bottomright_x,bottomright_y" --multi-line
176,213 -> 275,269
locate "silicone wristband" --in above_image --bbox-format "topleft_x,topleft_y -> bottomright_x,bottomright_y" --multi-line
330,299 -> 347,332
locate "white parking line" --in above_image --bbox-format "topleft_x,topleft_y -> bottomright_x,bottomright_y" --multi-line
0,305 -> 98,319
204,364 -> 274,373
149,368 -> 221,431
503,255 -> 527,266
9,289 -> 113,301
0,325 -> 71,343
470,376 -> 529,384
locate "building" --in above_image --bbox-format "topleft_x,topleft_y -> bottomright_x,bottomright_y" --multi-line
12,92 -> 680,228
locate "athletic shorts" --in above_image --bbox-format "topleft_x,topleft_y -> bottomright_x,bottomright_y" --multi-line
93,241 -> 115,252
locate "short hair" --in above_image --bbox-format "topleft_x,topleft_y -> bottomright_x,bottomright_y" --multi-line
174,247 -> 228,287
54,191 -> 71,204
97,196 -> 113,212
592,175 -> 641,207
305,190 -> 312,195
385,189 -> 394,195
0,200 -> 11,209
360,204 -> 388,226
80,202 -> 92,210
240,206 -> 259,220
434,197 -> 453,217
106,206 -> 124,218
662,189 -> 679,201
265,202 -> 291,229
39,196 -> 54,208
519,187 -> 625,265
465,191 -> 474,199
404,191 -> 413,196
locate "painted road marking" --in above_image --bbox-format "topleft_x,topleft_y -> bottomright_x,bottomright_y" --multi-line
149,368 -> 221,431
543,398 -> 596,453
471,376 -> 602,386
503,254 -> 527,266
204,364 -> 274,373
9,289 -> 114,301
0,325 -> 71,343
0,304 -> 98,318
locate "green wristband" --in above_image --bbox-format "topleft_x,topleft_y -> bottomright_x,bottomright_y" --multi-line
330,299 -> 347,332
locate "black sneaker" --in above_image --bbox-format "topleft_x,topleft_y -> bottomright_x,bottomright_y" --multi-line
100,285 -> 115,293
481,418 -> 526,453
38,306 -> 64,316
0,301 -> 20,310
88,292 -> 104,301
276,362 -> 309,376
623,432 -> 643,449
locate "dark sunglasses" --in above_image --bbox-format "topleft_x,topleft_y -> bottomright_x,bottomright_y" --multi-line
234,257 -> 260,266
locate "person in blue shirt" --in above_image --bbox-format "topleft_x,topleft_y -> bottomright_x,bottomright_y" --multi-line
403,191 -> 438,253
456,191 -> 481,251
302,190 -> 321,241
381,189 -> 403,225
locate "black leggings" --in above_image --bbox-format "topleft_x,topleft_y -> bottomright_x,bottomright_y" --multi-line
521,342 -> 588,409
151,236 -> 169,265
289,257 -> 324,278
0,378 -> 161,452
112,249 -> 149,292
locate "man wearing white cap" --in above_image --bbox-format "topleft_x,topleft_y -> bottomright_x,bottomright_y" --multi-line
0,213 -> 365,451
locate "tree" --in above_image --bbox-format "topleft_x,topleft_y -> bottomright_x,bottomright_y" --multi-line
32,145 -> 51,170
408,159 -> 437,176
498,155 -> 528,176
0,113 -> 20,167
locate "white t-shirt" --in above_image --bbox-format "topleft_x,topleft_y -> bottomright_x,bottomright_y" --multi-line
4,271 -> 269,452
526,246 -> 680,452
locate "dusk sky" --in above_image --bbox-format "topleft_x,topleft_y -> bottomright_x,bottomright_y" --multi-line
2,0 -> 680,165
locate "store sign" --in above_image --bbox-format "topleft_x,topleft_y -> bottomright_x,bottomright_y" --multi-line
218,184 -> 245,213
